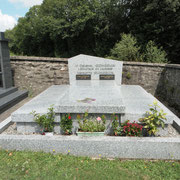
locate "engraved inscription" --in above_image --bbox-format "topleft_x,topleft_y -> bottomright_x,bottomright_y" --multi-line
76,75 -> 91,80
100,74 -> 115,80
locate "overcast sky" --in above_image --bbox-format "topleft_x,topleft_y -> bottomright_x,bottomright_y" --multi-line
0,0 -> 43,32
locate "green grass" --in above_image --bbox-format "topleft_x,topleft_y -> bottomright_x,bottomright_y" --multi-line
0,150 -> 179,180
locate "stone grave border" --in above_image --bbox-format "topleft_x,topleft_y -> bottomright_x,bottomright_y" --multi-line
0,117 -> 180,160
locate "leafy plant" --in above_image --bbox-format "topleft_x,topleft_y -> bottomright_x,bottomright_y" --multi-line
108,33 -> 141,61
111,114 -> 142,136
77,112 -> 106,132
31,105 -> 55,132
111,113 -> 119,135
119,121 -> 143,137
139,101 -> 167,136
143,41 -> 168,63
60,114 -> 73,135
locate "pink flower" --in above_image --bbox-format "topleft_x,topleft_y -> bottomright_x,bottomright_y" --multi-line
96,117 -> 101,121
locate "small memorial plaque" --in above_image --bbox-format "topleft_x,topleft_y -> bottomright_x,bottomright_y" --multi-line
100,74 -> 115,80
76,74 -> 91,80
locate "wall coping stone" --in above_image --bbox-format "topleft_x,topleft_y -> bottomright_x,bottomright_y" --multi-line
10,56 -> 68,63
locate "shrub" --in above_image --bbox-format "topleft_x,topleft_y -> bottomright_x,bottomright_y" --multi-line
108,33 -> 141,61
108,34 -> 168,63
143,41 -> 168,63
60,114 -> 73,135
139,100 -> 167,136
120,121 -> 143,136
77,112 -> 106,132
112,115 -> 143,137
31,105 -> 55,132
111,113 -> 119,134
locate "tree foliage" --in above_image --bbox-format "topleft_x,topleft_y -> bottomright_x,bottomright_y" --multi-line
109,34 -> 141,61
5,0 -> 180,63
109,34 -> 167,63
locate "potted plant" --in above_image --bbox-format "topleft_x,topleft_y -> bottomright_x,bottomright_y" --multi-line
77,111 -> 106,136
60,113 -> 73,135
139,100 -> 167,136
31,105 -> 55,136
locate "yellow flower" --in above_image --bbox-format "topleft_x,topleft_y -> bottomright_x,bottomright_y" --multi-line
53,149 -> 55,152
68,150 -> 70,153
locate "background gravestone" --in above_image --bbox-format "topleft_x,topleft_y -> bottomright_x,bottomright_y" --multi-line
0,32 -> 13,89
0,32 -> 28,115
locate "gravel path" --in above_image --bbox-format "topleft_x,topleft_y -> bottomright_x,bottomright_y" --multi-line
2,123 -> 180,137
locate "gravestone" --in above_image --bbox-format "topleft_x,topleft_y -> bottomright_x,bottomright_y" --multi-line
69,54 -> 123,85
0,32 -> 13,88
0,32 -> 28,114
12,54 -> 178,136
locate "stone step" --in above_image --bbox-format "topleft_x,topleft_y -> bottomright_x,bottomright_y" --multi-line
0,87 -> 18,98
0,90 -> 28,114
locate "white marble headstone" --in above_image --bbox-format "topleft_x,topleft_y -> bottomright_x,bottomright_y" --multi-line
68,54 -> 123,85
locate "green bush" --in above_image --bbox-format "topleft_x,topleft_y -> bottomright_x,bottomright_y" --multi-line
109,34 -> 168,63
77,112 -> 106,132
108,33 -> 141,61
143,41 -> 168,63
139,101 -> 167,136
31,105 -> 55,132
60,114 -> 73,135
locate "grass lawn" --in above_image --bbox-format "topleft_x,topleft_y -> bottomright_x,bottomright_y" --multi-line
0,150 -> 179,180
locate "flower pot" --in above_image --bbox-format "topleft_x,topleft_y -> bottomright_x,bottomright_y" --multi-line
45,132 -> 54,136
76,131 -> 105,137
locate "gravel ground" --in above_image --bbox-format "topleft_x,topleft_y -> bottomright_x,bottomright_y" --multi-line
1,123 -> 180,137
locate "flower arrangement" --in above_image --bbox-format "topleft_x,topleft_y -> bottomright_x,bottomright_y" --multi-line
31,105 -> 55,133
77,111 -> 106,132
119,120 -> 143,136
139,100 -> 167,136
60,114 -> 73,135
111,114 -> 143,136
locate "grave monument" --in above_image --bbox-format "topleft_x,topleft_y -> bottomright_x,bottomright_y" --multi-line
12,54 -> 177,135
0,32 -> 28,113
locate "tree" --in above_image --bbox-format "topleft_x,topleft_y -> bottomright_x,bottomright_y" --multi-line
109,34 -> 141,61
144,41 -> 168,63
128,0 -> 180,63
6,0 -> 129,57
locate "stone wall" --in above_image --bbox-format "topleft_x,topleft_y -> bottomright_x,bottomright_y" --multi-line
10,56 -> 69,96
10,56 -> 180,114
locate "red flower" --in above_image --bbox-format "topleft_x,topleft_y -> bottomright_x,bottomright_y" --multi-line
68,115 -> 71,120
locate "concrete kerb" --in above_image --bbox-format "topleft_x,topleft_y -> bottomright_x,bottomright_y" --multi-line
0,117 -> 180,160
0,134 -> 180,160
0,117 -> 12,133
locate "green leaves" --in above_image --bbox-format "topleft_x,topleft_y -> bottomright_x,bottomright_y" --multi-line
109,33 -> 168,63
78,112 -> 106,132
31,105 -> 55,132
60,114 -> 73,135
109,33 -> 141,61
139,101 -> 167,136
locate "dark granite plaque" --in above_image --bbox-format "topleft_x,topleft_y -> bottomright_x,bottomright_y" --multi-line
76,74 -> 91,80
100,74 -> 115,80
